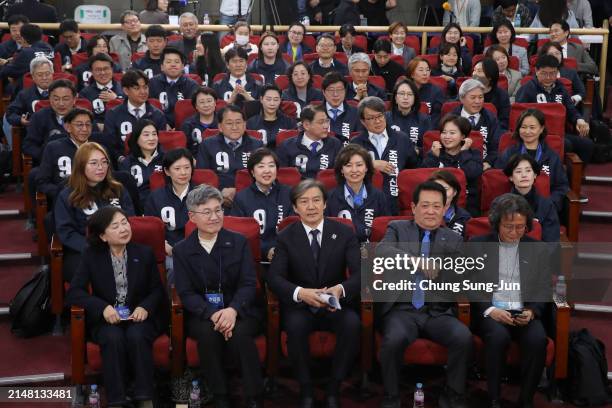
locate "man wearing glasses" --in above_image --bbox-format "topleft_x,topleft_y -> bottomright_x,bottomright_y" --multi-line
277,104 -> 342,179
109,11 -> 148,71
79,53 -> 124,131
36,108 -> 103,207
321,72 -> 362,144
351,96 -> 419,215
309,34 -> 348,77
174,184 -> 265,408
515,54 -> 593,164
196,105 -> 263,208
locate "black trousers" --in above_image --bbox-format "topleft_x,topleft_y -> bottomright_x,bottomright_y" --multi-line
378,305 -> 473,397
565,132 -> 594,164
186,314 -> 264,398
282,306 -> 360,396
91,320 -> 157,406
477,317 -> 547,404
63,248 -> 81,283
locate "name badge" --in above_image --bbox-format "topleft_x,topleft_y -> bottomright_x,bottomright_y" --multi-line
205,292 -> 225,311
115,305 -> 131,320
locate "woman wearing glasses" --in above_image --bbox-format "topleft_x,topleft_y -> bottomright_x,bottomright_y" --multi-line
282,22 -> 312,63
54,142 -> 135,281
174,184 -> 265,408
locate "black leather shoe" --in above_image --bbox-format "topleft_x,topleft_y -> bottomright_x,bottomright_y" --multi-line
325,395 -> 340,408
380,395 -> 401,408
438,387 -> 468,408
299,396 -> 314,408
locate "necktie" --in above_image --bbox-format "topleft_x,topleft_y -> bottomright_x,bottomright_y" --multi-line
310,141 -> 319,153
331,108 -> 339,121
469,115 -> 476,127
100,86 -> 108,92
412,230 -> 430,310
235,79 -> 242,86
41,90 -> 49,98
372,134 -> 384,158
57,117 -> 64,126
310,229 -> 320,262
133,108 -> 141,119
169,80 -> 176,86
229,141 -> 239,151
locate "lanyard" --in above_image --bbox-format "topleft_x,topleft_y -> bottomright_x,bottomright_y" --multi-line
202,252 -> 223,294
520,143 -> 542,162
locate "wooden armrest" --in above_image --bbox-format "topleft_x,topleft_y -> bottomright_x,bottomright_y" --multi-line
564,152 -> 583,197
170,286 -> 184,377
564,190 -> 581,242
582,79 -> 595,121
559,233 -> 576,282
50,235 -> 64,316
70,305 -> 86,384
553,299 -> 570,379
360,288 -> 374,372
11,126 -> 23,177
35,192 -> 49,258
265,285 -> 280,376
457,301 -> 470,327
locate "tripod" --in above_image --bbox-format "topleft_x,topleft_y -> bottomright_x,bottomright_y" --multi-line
417,0 -> 441,26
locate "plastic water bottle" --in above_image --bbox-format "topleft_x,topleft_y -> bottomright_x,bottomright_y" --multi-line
555,276 -> 567,304
202,13 -> 210,25
88,384 -> 100,408
189,380 -> 201,408
513,11 -> 521,27
413,383 -> 424,408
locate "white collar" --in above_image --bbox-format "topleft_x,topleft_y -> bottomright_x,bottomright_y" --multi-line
138,149 -> 159,166
127,101 -> 146,115
96,81 -> 113,90
166,75 -> 181,84
229,75 -> 247,88
318,58 -> 333,68
302,133 -> 322,148
37,86 -> 48,95
224,136 -> 243,146
368,129 -> 388,139
302,219 -> 324,239
460,107 -> 480,122
173,184 -> 189,200
326,101 -> 344,114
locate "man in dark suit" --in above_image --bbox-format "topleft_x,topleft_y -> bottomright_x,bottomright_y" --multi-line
174,184 -> 265,408
548,20 -> 598,75
376,181 -> 472,408
265,179 -> 361,408
468,193 -> 551,408
5,0 -> 58,23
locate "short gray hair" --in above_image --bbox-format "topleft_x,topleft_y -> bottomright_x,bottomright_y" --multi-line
30,56 -> 53,74
120,10 -> 139,24
358,96 -> 385,119
186,184 -> 223,211
179,12 -> 198,25
348,52 -> 371,70
488,193 -> 534,234
458,78 -> 485,100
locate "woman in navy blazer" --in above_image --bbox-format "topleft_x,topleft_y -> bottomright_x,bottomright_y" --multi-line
67,207 -> 165,408
173,184 -> 264,407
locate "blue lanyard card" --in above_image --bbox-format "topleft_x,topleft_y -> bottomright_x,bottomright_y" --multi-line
116,305 -> 131,320
205,292 -> 225,311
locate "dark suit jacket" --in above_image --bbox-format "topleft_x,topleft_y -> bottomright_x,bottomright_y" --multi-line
467,233 -> 552,322
6,0 -> 58,23
566,42 -> 598,75
67,243 -> 167,331
265,218 -> 361,309
375,220 -> 463,317
173,228 -> 261,321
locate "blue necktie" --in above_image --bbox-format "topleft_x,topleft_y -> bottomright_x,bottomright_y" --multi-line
331,108 -> 339,121
229,141 -> 239,151
310,229 -> 320,262
310,141 -> 319,153
413,230 -> 430,309
469,115 -> 476,127
41,90 -> 49,98
235,79 -> 242,86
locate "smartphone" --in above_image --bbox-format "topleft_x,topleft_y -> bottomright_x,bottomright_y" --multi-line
508,309 -> 524,317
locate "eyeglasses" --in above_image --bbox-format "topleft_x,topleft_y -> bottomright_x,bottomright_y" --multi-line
87,159 -> 109,168
325,87 -> 345,94
191,208 -> 224,219
72,122 -> 92,129
537,70 -> 558,78
500,224 -> 527,232
123,18 -> 140,25
363,113 -> 385,122
288,30 -> 304,36
92,67 -> 112,73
